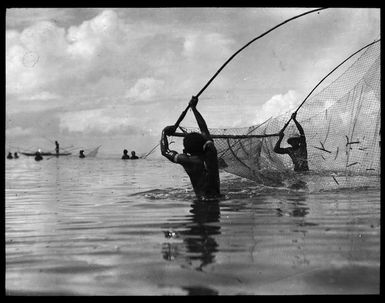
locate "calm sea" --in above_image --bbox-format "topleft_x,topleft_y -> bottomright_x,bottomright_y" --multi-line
5,155 -> 380,295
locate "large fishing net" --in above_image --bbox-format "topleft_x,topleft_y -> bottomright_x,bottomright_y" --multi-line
171,41 -> 380,191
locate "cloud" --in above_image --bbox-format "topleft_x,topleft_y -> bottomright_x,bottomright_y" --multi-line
6,8 -> 236,105
182,32 -> 233,60
253,90 -> 300,124
66,10 -> 122,59
6,8 -> 74,29
58,107 -> 150,134
125,78 -> 165,101
6,8 -> 380,152
6,126 -> 33,137
21,91 -> 61,100
6,10 -> 127,97
60,109 -> 121,133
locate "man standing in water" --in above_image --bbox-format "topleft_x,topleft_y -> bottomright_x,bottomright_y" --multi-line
35,150 -> 43,161
161,96 -> 220,200
274,112 -> 309,172
55,141 -> 59,155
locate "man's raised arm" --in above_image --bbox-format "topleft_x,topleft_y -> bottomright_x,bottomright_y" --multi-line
160,125 -> 178,162
291,112 -> 305,136
189,96 -> 212,140
274,131 -> 287,154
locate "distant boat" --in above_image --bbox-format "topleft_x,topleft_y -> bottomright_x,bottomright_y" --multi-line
20,152 -> 72,156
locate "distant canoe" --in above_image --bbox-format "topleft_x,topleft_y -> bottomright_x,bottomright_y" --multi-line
21,152 -> 72,156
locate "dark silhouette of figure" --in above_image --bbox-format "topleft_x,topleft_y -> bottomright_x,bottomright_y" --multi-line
274,112 -> 309,172
7,152 -> 13,159
122,149 -> 130,159
14,152 -> 19,159
161,96 -> 220,201
55,141 -> 59,155
130,151 -> 139,159
79,150 -> 85,158
35,151 -> 43,161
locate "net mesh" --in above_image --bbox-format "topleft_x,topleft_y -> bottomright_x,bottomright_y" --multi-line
173,42 -> 380,191
85,145 -> 101,157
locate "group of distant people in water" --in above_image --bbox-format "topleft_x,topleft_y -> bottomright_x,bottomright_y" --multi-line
7,152 -> 19,159
161,96 -> 309,201
121,149 -> 139,160
8,140 -> 140,162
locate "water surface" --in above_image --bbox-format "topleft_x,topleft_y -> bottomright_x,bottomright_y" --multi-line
5,156 -> 380,295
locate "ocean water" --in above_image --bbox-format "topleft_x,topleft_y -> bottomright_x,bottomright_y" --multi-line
5,155 -> 380,295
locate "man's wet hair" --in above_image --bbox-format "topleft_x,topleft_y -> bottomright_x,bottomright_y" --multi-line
183,132 -> 206,155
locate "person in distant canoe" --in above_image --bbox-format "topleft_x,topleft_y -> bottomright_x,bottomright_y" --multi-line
274,112 -> 309,172
55,141 -> 59,155
161,96 -> 220,201
122,149 -> 130,159
7,152 -> 13,159
130,151 -> 139,159
14,152 -> 19,159
79,150 -> 85,158
35,151 -> 43,161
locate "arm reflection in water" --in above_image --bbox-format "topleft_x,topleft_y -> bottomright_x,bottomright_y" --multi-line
162,200 -> 221,272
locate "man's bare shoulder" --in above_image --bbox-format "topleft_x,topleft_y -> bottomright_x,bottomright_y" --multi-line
176,153 -> 201,165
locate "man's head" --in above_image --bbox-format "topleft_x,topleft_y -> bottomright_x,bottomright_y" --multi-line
287,136 -> 300,147
131,151 -> 136,155
123,149 -> 128,154
183,132 -> 206,155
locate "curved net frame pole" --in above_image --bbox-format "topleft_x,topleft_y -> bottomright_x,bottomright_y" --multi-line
173,8 -> 328,129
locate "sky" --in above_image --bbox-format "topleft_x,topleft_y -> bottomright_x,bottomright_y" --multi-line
5,7 -> 380,157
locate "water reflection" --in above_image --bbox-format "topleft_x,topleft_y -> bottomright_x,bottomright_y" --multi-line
289,193 -> 316,268
162,200 -> 221,272
275,192 -> 310,218
182,285 -> 219,296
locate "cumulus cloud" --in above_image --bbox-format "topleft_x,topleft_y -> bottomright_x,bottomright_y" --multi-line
254,90 -> 300,124
6,10 -> 127,97
66,10 -> 122,59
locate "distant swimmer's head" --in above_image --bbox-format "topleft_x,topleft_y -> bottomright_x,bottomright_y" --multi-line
131,151 -> 136,155
183,132 -> 206,155
123,149 -> 128,154
287,136 -> 300,147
